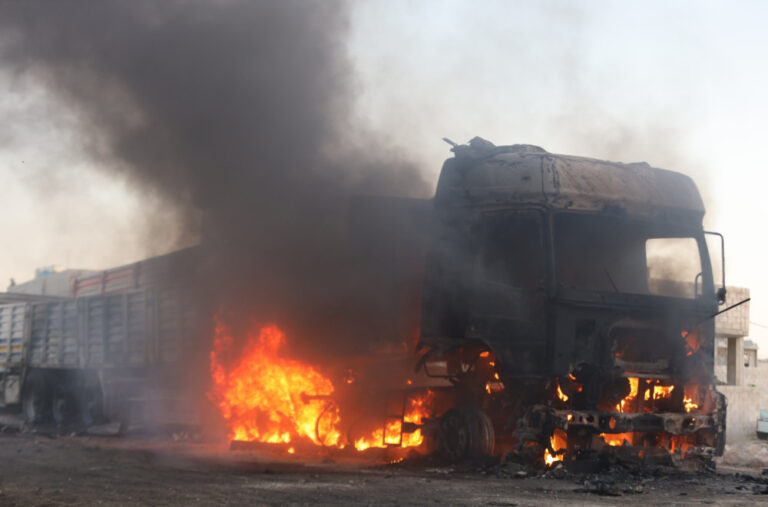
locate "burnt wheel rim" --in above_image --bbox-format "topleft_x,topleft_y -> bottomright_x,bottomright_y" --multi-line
440,413 -> 469,461
52,392 -> 77,426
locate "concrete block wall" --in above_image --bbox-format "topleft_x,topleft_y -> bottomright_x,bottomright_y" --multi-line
715,286 -> 750,337
744,361 -> 768,390
715,365 -> 727,384
713,286 -> 753,396
717,385 -> 760,443
711,286 -> 762,443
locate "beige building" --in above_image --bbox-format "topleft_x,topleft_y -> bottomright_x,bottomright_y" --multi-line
712,286 -> 767,442
714,286 -> 752,386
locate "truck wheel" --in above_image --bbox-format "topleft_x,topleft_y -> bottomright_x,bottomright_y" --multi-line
22,371 -> 51,425
437,407 -> 495,461
79,385 -> 104,427
52,387 -> 78,427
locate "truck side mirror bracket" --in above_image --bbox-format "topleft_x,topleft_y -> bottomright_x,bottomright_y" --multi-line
716,287 -> 727,305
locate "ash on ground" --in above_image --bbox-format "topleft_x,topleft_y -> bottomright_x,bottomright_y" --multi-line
383,444 -> 768,499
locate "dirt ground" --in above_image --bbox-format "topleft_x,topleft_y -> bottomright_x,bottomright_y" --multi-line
1,429 -> 768,507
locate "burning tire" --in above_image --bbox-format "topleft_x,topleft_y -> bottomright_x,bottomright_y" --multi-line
22,370 -> 51,425
437,407 -> 495,461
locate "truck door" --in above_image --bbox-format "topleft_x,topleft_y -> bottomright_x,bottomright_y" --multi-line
468,210 -> 548,375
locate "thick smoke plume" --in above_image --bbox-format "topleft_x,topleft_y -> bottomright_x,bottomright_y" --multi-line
0,0 -> 429,356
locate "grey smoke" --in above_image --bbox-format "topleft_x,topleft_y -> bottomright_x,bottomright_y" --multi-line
0,0 -> 429,354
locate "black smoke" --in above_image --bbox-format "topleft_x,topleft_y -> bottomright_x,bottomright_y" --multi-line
0,0 -> 429,356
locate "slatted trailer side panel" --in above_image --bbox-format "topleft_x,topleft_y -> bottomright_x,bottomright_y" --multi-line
28,288 -> 199,369
0,303 -> 26,367
28,300 -> 79,367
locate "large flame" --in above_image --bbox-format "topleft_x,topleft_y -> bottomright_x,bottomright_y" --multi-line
209,319 -> 431,454
209,320 -> 342,446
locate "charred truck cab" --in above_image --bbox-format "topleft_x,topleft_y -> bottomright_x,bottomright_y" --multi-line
418,138 -> 727,467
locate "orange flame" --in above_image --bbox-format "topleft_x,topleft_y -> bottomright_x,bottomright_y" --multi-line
210,319 -> 432,454
485,381 -> 504,394
353,391 -> 434,451
682,384 -> 699,413
669,435 -> 696,457
600,432 -> 633,446
616,377 -> 639,412
653,384 -> 674,400
681,330 -> 700,356
644,384 -> 675,401
544,428 -> 567,466
683,396 -> 699,412
543,449 -> 559,466
209,321 -> 342,446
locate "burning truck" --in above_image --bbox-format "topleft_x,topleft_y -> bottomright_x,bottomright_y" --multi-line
207,137 -> 729,468
0,138 -> 728,469
411,138 -> 728,467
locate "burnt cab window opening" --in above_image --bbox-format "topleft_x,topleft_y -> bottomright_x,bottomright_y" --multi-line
554,213 -> 703,299
476,211 -> 544,289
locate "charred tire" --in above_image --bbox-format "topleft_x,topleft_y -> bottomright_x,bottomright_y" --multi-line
51,386 -> 79,427
715,391 -> 727,456
437,407 -> 495,462
78,383 -> 104,427
22,370 -> 51,425
315,401 -> 340,447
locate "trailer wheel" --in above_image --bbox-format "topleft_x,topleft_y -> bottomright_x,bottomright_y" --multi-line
79,384 -> 104,427
22,371 -> 51,425
437,407 -> 495,462
51,387 -> 78,427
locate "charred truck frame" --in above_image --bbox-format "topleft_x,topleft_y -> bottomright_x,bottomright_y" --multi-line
413,138 -> 727,467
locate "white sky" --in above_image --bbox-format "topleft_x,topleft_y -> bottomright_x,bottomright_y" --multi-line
347,0 -> 768,353
0,1 -> 766,351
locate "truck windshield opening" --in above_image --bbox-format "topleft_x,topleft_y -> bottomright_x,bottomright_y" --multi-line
554,213 -> 702,298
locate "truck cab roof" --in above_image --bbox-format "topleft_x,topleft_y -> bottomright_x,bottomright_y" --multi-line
435,138 -> 705,225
